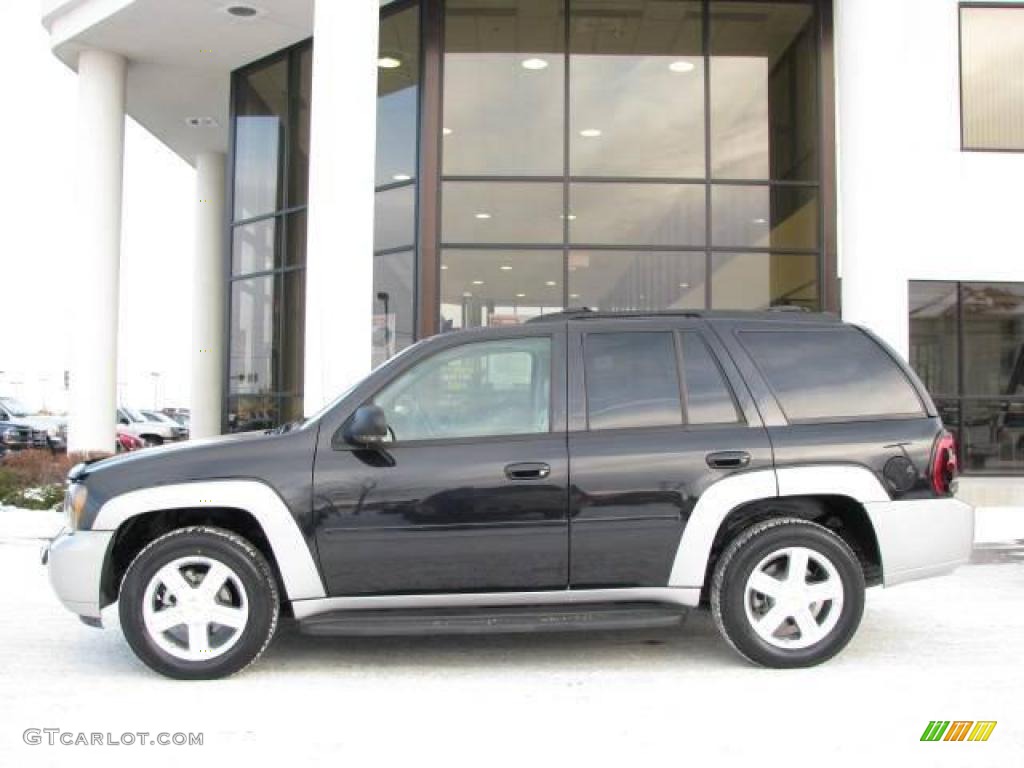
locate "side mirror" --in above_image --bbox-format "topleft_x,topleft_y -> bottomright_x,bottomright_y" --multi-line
341,405 -> 389,447
118,417 -> 130,426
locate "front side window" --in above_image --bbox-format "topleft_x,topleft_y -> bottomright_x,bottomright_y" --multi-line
584,332 -> 683,430
373,337 -> 551,442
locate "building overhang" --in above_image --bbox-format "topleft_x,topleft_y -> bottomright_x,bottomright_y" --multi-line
41,0 -> 313,165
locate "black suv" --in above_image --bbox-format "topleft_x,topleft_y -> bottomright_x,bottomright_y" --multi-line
46,310 -> 973,679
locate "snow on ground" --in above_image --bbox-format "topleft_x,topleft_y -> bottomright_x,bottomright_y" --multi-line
0,506 -> 1021,767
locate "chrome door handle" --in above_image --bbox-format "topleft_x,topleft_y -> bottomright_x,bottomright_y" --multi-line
706,451 -> 751,469
504,462 -> 551,480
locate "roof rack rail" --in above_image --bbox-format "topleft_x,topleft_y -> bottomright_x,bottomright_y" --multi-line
525,306 -> 837,324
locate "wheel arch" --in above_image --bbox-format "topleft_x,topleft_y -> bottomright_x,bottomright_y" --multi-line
94,480 -> 325,609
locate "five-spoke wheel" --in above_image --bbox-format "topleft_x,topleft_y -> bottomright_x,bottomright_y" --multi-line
712,518 -> 865,668
120,527 -> 279,679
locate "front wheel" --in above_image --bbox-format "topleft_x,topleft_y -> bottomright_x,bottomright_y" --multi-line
711,517 -> 865,668
119,526 -> 280,679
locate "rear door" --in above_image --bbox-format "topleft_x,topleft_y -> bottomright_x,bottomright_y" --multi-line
567,318 -> 773,588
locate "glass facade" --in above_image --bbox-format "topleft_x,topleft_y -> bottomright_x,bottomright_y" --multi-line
440,0 -> 826,329
909,281 -> 1024,474
227,0 -> 833,430
228,42 -> 312,432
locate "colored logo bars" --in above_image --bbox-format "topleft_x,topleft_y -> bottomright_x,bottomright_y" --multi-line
921,721 -> 997,742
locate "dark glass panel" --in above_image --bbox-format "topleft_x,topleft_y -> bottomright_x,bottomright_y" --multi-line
442,182 -> 563,243
443,0 -> 564,175
377,4 -> 421,185
584,332 -> 683,430
375,184 -> 417,251
567,250 -> 705,311
709,2 -> 818,180
232,217 -> 278,276
570,0 -> 704,177
570,183 -> 705,246
440,249 -> 564,329
739,328 -> 925,422
279,270 -> 306,399
233,57 -> 288,220
961,399 -> 1024,474
908,281 -> 959,397
680,332 -> 739,424
961,282 -> 1024,396
711,185 -> 818,249
373,249 -> 416,368
227,395 -> 280,434
229,275 -> 276,395
960,7 -> 1024,151
710,252 -> 818,310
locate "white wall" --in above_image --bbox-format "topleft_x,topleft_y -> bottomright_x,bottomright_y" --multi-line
836,0 -> 1024,359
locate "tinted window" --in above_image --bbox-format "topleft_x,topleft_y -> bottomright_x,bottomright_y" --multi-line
681,333 -> 739,424
585,332 -> 682,430
373,337 -> 551,442
740,328 -> 924,422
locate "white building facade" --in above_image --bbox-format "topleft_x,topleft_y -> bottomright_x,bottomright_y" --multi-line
42,0 -> 1024,493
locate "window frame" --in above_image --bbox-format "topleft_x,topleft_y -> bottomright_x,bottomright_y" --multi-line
573,323 -> 746,434
958,2 -> 1024,153
357,333 -> 562,447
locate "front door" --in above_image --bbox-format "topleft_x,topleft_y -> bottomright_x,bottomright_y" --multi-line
313,331 -> 568,596
567,319 -> 773,588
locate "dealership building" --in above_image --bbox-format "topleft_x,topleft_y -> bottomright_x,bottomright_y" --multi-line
43,0 -> 1024,491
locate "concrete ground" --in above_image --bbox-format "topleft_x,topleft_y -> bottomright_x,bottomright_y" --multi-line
0,508 -> 1021,767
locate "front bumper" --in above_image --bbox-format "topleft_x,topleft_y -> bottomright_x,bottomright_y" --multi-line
44,529 -> 114,621
865,498 -> 975,587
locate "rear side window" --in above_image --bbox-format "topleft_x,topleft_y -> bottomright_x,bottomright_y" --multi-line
585,332 -> 682,430
680,333 -> 740,424
739,328 -> 924,422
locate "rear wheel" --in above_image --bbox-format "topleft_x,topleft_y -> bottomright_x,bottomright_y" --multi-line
119,526 -> 279,679
711,517 -> 865,668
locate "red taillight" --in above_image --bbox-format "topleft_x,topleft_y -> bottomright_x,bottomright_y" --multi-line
931,432 -> 958,496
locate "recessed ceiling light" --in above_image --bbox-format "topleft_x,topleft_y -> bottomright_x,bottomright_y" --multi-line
545,281 -> 557,287
516,293 -> 527,298
579,128 -> 602,138
442,127 -> 453,136
679,282 -> 690,289
377,56 -> 402,69
472,280 -> 484,285
569,293 -> 580,300
474,212 -> 492,220
441,264 -> 448,270
463,291 -> 473,298
392,173 -> 412,181
753,217 -> 768,224
225,5 -> 261,18
668,60 -> 695,73
521,58 -> 549,70
185,116 -> 218,128
500,265 -> 512,271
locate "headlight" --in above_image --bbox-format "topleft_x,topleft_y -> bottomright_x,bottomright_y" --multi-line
1,427 -> 17,444
65,484 -> 88,530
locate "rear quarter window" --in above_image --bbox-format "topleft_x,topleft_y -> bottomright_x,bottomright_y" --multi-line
739,327 -> 925,422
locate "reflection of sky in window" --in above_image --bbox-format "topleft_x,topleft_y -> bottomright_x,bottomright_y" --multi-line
376,86 -> 419,185
234,116 -> 281,220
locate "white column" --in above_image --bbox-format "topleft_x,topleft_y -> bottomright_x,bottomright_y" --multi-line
68,49 -> 126,455
835,0 -> 915,359
303,0 -> 380,415
190,152 -> 227,438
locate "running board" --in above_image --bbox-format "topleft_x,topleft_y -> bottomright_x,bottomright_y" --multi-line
297,602 -> 688,637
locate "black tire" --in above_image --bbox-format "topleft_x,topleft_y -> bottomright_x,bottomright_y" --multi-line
119,526 -> 280,680
710,517 -> 865,668
141,435 -> 163,447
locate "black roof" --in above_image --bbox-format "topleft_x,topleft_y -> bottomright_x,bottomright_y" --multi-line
525,307 -> 841,324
